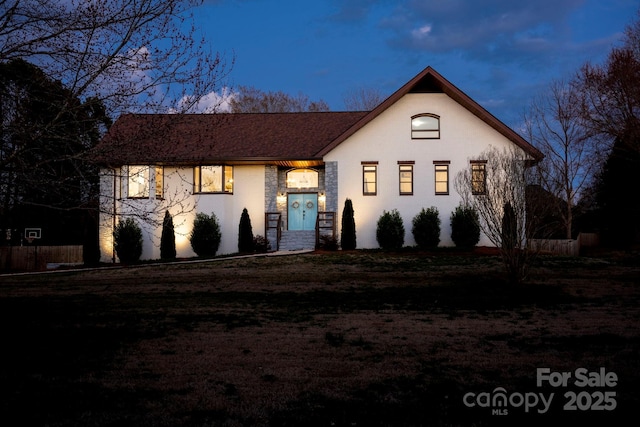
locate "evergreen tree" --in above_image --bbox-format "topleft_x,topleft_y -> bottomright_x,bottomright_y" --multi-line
376,210 -> 405,250
238,208 -> 254,253
412,207 -> 441,248
113,218 -> 143,264
450,205 -> 480,249
190,212 -> 221,257
340,199 -> 357,250
160,210 -> 176,260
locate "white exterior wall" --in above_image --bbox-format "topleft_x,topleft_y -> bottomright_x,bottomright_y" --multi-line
99,165 -> 265,262
324,93 -> 524,249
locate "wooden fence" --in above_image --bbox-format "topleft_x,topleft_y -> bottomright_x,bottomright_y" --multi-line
528,239 -> 580,256
0,245 -> 83,272
529,233 -> 600,256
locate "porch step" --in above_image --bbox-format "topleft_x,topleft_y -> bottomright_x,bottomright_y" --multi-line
278,230 -> 316,251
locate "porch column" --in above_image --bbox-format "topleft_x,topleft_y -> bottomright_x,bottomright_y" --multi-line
325,161 -> 338,213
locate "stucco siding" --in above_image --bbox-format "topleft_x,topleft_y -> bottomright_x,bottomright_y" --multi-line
100,165 -> 265,262
325,93 -> 522,249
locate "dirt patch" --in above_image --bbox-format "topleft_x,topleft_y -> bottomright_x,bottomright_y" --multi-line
0,251 -> 638,426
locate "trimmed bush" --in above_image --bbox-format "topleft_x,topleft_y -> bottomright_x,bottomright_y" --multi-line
253,235 -> 271,253
450,205 -> 480,249
113,217 -> 143,264
238,208 -> 254,253
190,212 -> 222,257
376,209 -> 405,250
340,198 -> 357,250
160,210 -> 176,260
412,207 -> 441,248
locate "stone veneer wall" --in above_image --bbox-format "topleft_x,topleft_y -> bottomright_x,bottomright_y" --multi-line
325,161 -> 338,214
264,165 -> 279,248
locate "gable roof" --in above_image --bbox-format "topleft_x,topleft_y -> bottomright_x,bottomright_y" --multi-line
317,66 -> 543,161
93,111 -> 368,167
93,66 -> 542,166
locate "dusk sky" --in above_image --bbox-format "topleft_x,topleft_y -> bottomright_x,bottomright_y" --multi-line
194,0 -> 638,128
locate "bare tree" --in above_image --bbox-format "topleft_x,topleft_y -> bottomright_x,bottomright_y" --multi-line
0,0 -> 230,115
525,80 -> 600,239
455,146 -> 543,284
575,9 -> 640,153
342,86 -> 385,111
0,0 -> 231,250
229,86 -> 329,113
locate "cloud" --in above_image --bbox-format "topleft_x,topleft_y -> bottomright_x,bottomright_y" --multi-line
380,0 -> 586,61
173,87 -> 235,113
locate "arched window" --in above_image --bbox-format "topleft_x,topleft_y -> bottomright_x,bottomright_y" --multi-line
286,168 -> 318,188
411,114 -> 440,139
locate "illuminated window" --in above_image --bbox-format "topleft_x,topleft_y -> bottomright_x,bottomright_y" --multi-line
434,161 -> 450,195
411,114 -> 440,139
155,167 -> 163,199
471,162 -> 487,195
194,166 -> 234,193
127,165 -> 163,199
398,162 -> 414,195
362,162 -> 377,195
286,168 -> 319,188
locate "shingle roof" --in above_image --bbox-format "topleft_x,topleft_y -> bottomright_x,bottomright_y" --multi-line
93,66 -> 542,166
93,111 -> 368,166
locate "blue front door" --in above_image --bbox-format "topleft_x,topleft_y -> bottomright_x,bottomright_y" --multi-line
288,193 -> 318,230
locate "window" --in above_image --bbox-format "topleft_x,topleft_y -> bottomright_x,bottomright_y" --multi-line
362,162 -> 377,195
127,165 -> 163,199
155,167 -> 164,199
434,161 -> 450,195
471,161 -> 487,195
411,114 -> 440,139
398,162 -> 414,195
286,168 -> 319,188
194,165 -> 234,193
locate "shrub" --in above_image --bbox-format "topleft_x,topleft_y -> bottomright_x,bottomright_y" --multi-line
450,205 -> 480,249
318,234 -> 339,251
376,209 -> 405,250
113,217 -> 143,264
412,207 -> 441,248
340,198 -> 357,250
253,235 -> 271,253
238,208 -> 254,253
160,210 -> 176,260
190,212 -> 221,257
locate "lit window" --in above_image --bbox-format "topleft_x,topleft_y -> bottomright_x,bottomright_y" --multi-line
399,163 -> 414,195
434,162 -> 449,195
127,165 -> 149,198
155,167 -> 164,199
362,163 -> 377,195
286,168 -> 319,188
471,162 -> 487,195
194,166 -> 233,193
127,165 -> 163,199
411,114 -> 440,139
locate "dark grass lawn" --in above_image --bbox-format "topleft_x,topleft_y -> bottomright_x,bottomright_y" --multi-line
0,250 -> 638,426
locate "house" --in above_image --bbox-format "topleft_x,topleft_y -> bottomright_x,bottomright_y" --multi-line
94,66 -> 543,262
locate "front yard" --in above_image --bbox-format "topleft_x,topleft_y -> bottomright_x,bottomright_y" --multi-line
0,251 -> 638,426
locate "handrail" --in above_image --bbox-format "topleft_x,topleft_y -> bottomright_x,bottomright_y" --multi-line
316,211 -> 336,248
265,212 -> 282,251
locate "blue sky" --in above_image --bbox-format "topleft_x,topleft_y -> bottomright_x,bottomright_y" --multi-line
195,0 -> 638,127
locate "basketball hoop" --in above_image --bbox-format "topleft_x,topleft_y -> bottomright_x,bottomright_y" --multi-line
24,228 -> 41,244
